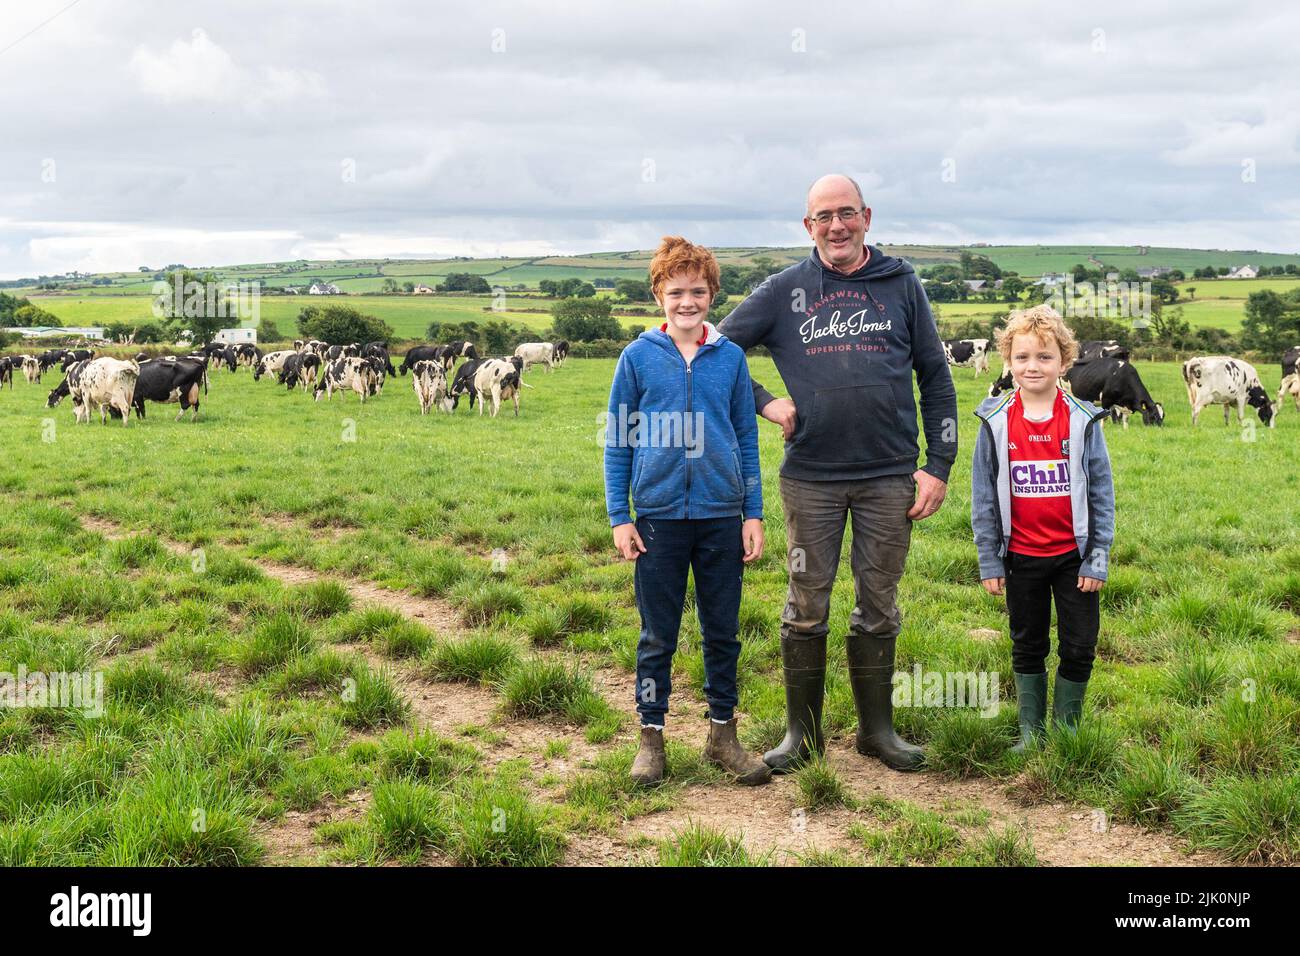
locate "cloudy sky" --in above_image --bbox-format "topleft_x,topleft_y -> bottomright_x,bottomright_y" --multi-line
0,0 -> 1296,278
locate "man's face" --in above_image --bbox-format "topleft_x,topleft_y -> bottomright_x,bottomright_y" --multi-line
804,182 -> 870,269
657,270 -> 711,333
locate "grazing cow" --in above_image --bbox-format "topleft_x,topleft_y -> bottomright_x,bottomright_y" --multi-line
255,349 -> 297,381
942,338 -> 990,376
1183,356 -> 1277,428
37,349 -> 69,373
14,355 -> 40,384
1077,340 -> 1130,364
210,346 -> 238,372
314,356 -> 376,402
129,357 -> 206,421
60,348 -> 94,371
440,341 -> 478,369
364,355 -> 387,394
235,343 -> 262,368
553,340 -> 570,366
48,357 -> 138,425
514,342 -> 556,374
279,352 -> 303,390
1277,345 -> 1300,414
1064,357 -> 1164,428
46,359 -> 88,410
293,339 -> 304,351
472,358 -> 523,417
411,360 -> 453,414
449,358 -> 487,410
0,357 -> 13,388
400,345 -> 443,376
362,342 -> 396,377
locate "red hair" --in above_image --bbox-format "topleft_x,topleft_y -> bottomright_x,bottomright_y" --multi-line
649,236 -> 721,300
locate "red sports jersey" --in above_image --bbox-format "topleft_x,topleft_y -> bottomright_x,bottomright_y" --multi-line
1006,389 -> 1076,557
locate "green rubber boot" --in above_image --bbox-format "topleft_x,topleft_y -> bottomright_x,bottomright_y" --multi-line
1010,672 -> 1048,753
1053,672 -> 1089,732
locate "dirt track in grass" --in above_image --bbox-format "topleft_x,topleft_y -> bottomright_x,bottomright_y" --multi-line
80,514 -> 1218,867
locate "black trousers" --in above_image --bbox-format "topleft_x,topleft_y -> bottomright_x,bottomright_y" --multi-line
1005,549 -> 1099,682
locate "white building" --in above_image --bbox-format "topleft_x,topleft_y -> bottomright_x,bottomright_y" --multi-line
214,328 -> 258,345
1227,265 -> 1258,279
308,281 -> 342,295
3,325 -> 105,341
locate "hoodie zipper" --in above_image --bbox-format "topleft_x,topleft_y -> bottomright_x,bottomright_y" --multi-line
685,363 -> 692,519
972,410 -> 1005,555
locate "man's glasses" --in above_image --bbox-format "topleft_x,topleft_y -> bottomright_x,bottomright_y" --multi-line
809,207 -> 864,226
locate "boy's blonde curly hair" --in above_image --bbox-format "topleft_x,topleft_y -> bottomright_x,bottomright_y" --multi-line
995,304 -> 1079,371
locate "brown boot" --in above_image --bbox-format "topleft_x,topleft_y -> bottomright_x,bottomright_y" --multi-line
630,726 -> 666,787
704,718 -> 772,786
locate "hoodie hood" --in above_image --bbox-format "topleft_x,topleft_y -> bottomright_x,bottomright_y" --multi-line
808,244 -> 914,306
639,320 -> 724,352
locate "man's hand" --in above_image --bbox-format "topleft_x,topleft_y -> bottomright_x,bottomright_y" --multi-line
981,577 -> 1005,596
1077,576 -> 1104,593
612,523 -> 647,561
908,469 -> 947,520
761,398 -> 797,440
742,518 -> 764,563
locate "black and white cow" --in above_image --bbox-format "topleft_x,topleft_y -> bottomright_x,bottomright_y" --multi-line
362,342 -> 396,378
128,357 -> 206,421
60,348 -> 94,371
942,338 -> 990,376
1183,356 -> 1277,428
235,343 -> 262,368
472,358 -> 523,417
47,357 -> 138,425
1276,345 -> 1300,415
400,345 -> 443,376
513,342 -> 555,374
1064,357 -> 1164,428
449,358 -> 487,410
20,355 -> 41,383
0,357 -> 13,389
255,349 -> 297,381
553,340 -> 570,366
411,360 -> 453,414
314,356 -> 376,402
364,354 -> 388,394
1077,340 -> 1130,364
37,349 -> 69,373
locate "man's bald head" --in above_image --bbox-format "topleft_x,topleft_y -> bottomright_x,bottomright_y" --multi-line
806,174 -> 865,216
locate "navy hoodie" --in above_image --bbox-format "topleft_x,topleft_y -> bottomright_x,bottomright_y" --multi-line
719,244 -> 958,482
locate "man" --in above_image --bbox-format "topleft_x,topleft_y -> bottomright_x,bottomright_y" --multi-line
718,174 -> 958,772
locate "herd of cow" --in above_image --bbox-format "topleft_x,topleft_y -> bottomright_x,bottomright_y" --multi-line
942,337 -> 1300,429
0,337 -> 573,425
3,335 -> 1296,431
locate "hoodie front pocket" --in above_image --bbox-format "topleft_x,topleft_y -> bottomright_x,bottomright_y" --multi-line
794,385 -> 910,465
728,446 -> 744,497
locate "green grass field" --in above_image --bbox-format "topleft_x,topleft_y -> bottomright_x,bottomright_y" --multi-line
0,352 -> 1296,866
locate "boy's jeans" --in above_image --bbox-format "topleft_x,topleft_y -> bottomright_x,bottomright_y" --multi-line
632,515 -> 743,726
1005,549 -> 1099,681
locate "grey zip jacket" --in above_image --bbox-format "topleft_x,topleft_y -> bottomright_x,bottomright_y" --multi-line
971,387 -> 1115,581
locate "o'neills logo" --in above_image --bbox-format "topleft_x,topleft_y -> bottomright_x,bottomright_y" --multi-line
799,308 -> 892,345
1010,460 -> 1069,497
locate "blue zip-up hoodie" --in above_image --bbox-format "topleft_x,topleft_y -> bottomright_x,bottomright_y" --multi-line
604,322 -> 762,527
971,387 -> 1115,581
